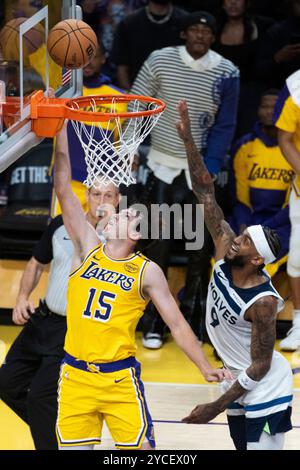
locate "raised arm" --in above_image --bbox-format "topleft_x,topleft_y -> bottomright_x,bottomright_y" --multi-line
54,123 -> 98,258
183,296 -> 277,424
176,100 -> 235,256
143,262 -> 233,383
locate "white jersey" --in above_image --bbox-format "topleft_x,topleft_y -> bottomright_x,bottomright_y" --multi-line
206,259 -> 293,418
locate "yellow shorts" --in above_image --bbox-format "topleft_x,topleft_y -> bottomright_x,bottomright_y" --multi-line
56,358 -> 155,449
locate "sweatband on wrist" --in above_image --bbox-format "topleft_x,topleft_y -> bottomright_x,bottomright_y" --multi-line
237,370 -> 259,391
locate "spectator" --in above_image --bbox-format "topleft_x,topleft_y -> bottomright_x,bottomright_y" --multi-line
248,0 -> 287,21
0,183 -> 120,449
173,0 -> 219,15
230,89 -> 293,276
256,0 -> 300,89
77,1 -> 148,77
51,43 -> 126,216
111,0 -> 187,90
131,11 -> 239,348
275,69 -> 300,351
213,0 -> 274,137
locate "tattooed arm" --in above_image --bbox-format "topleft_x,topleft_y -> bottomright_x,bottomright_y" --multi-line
176,100 -> 235,258
182,296 -> 277,423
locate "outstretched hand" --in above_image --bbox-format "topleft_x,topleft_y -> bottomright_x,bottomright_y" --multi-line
47,87 -> 55,99
182,402 -> 221,424
204,368 -> 234,383
176,100 -> 193,142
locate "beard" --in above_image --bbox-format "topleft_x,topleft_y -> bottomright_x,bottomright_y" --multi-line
224,254 -> 247,268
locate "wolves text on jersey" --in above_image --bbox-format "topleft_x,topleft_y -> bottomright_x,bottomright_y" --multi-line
209,280 -> 238,327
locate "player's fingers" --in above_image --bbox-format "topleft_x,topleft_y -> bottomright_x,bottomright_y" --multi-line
182,416 -> 192,423
223,369 -> 235,380
20,309 -> 31,321
12,307 -> 24,323
205,371 -> 223,382
215,371 -> 226,382
12,310 -> 20,324
13,311 -> 26,325
28,302 -> 35,314
47,87 -> 55,98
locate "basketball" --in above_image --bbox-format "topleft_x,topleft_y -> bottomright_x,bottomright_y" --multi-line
0,18 -> 45,62
47,19 -> 97,69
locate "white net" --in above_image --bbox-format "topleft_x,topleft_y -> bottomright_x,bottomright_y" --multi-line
69,96 -> 163,188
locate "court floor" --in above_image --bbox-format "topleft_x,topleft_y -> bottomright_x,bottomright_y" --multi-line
0,327 -> 299,450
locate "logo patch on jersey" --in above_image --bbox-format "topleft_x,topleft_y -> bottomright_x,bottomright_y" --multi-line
114,377 -> 127,384
80,261 -> 135,291
124,262 -> 139,273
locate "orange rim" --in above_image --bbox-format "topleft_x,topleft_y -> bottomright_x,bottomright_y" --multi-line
30,91 -> 166,137
64,94 -> 166,121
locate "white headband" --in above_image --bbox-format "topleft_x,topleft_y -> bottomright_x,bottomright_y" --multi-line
247,225 -> 276,265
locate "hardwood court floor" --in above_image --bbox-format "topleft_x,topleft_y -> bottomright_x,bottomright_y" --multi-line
0,327 -> 299,450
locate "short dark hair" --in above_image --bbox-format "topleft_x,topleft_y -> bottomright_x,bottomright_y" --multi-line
262,226 -> 281,259
261,88 -> 280,98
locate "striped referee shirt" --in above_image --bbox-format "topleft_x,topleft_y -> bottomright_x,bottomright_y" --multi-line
33,216 -> 74,316
131,46 -> 240,175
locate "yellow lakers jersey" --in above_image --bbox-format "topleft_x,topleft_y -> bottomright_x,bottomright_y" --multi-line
65,244 -> 149,363
275,73 -> 300,196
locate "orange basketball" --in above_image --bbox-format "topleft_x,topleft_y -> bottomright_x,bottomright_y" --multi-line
0,18 -> 45,62
47,19 -> 97,69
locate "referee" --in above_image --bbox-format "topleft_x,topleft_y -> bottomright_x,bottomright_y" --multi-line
0,184 -> 120,450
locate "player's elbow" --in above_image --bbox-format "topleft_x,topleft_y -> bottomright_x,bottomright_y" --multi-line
170,317 -> 194,345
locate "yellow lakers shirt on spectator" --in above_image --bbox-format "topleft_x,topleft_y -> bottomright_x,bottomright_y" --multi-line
233,122 -> 293,219
274,72 -> 300,197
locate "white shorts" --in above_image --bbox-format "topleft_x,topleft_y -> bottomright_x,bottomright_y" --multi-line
288,189 -> 300,276
222,353 -> 293,416
222,353 -> 293,442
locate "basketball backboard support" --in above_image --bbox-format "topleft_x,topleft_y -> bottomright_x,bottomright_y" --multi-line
0,0 -> 83,173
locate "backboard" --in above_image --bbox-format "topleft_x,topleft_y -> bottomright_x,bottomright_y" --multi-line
0,0 -> 83,172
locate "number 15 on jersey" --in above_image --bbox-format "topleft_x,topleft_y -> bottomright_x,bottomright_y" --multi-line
83,288 -> 116,322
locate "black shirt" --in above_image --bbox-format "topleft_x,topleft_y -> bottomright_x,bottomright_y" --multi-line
111,6 -> 187,84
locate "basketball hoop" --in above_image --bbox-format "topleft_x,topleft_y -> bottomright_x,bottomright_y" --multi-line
30,91 -> 165,187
